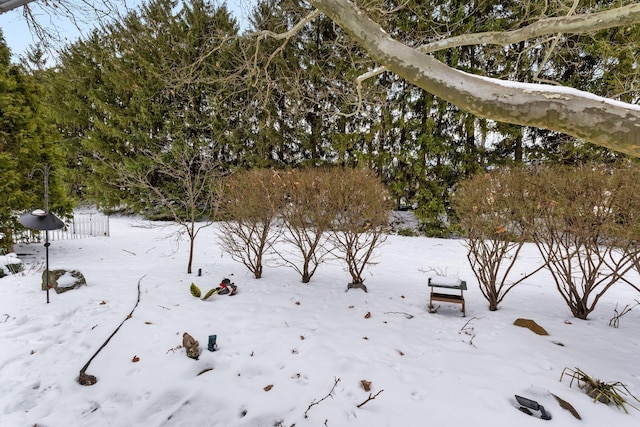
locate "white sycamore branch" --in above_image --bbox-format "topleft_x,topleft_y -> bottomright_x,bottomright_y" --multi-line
303,0 -> 640,157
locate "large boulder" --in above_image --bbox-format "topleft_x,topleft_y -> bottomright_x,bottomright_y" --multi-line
42,269 -> 87,294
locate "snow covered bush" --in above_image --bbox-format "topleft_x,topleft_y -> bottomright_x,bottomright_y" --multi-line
0,253 -> 23,278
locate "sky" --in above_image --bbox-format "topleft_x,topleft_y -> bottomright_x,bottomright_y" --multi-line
1,211 -> 640,426
0,0 -> 255,62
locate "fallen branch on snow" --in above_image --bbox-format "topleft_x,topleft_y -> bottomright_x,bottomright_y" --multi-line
304,377 -> 341,418
357,389 -> 384,408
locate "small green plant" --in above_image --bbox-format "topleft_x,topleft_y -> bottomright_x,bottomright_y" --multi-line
397,228 -> 417,237
202,288 -> 218,300
189,283 -> 219,301
0,250 -> 23,277
0,263 -> 23,278
190,283 -> 201,298
6,263 -> 23,274
560,367 -> 640,413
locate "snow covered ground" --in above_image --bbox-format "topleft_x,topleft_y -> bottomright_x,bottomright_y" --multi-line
1,215 -> 640,426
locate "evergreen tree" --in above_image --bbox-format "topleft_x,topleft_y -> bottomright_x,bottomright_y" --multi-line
50,0 -> 241,211
48,0 -> 242,272
247,0 -> 367,168
0,31 -> 70,252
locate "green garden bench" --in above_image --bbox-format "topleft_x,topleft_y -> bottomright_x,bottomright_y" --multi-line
428,276 -> 467,317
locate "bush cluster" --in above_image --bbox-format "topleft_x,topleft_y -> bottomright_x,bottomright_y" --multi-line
454,163 -> 640,319
217,167 -> 391,284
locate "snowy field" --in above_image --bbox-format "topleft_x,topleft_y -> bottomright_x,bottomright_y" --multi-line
1,215 -> 640,426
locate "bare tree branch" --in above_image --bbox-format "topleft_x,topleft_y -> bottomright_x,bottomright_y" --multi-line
356,389 -> 383,408
308,0 -> 640,156
354,2 -> 640,94
304,377 -> 341,418
16,0 -> 123,60
248,8 -> 322,41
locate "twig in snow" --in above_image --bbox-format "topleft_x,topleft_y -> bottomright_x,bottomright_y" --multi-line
418,266 -> 451,276
460,316 -> 480,331
197,367 -> 213,376
166,345 -> 182,354
304,377 -> 341,418
384,311 -> 414,319
459,316 -> 480,348
356,389 -> 384,408
122,249 -> 136,256
609,300 -> 640,328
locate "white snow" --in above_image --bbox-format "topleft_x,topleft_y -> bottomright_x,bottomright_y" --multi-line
1,215 -> 640,426
471,71 -> 640,113
428,275 -> 462,287
56,272 -> 80,288
0,253 -> 22,276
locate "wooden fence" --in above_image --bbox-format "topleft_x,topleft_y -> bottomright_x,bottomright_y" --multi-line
16,212 -> 110,243
52,212 -> 110,240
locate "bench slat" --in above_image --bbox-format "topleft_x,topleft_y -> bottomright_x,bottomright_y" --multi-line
431,292 -> 464,301
428,276 -> 466,317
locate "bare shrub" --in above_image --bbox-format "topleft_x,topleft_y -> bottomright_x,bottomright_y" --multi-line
277,169 -> 335,283
454,167 -> 544,311
217,169 -> 285,279
526,163 -> 640,320
324,168 -> 392,285
116,143 -> 222,274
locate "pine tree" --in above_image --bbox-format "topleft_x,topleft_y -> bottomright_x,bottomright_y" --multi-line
0,31 -> 70,252
48,0 -> 242,273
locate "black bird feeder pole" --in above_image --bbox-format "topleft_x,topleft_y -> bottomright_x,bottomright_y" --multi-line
18,165 -> 64,304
